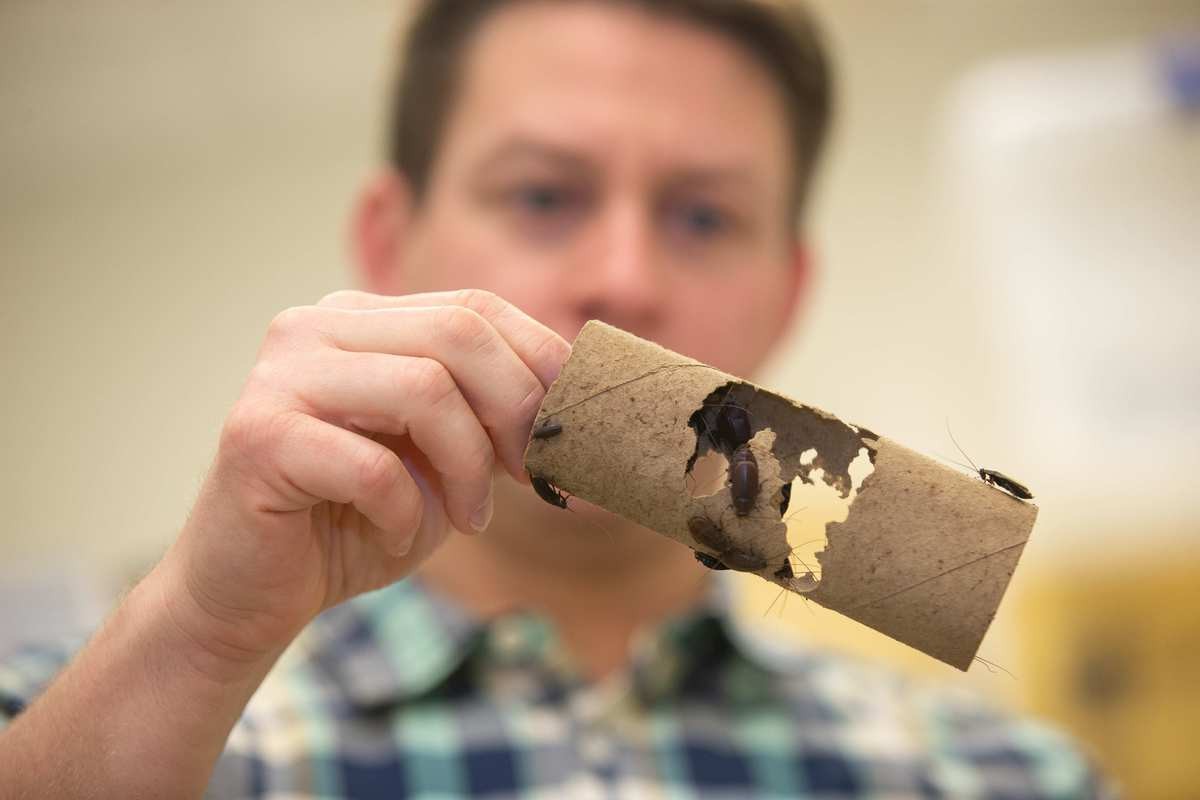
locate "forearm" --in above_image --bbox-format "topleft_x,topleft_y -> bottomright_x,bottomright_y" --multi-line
0,560 -> 281,799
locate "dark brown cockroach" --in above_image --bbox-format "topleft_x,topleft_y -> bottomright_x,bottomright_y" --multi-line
692,548 -> 796,580
531,419 -> 563,440
690,388 -> 755,457
528,472 -> 616,540
693,551 -> 730,571
977,469 -> 1033,501
530,474 -> 568,509
689,507 -> 816,576
946,423 -> 1034,501
688,515 -> 778,574
728,443 -> 759,515
715,401 -> 751,452
688,517 -> 803,581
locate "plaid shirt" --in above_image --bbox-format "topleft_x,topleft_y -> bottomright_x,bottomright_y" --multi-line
1,575 -> 1113,799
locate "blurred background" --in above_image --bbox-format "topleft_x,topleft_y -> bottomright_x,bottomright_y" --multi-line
1,2 -> 1196,795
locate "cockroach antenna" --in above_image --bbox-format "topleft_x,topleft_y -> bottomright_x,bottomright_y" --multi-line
945,419 -> 1034,501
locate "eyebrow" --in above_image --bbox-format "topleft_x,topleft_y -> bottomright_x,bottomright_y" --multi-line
663,166 -> 760,193
470,135 -> 765,196
470,137 -> 597,178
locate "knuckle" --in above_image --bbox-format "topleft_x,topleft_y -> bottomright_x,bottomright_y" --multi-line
221,405 -> 294,465
529,331 -> 571,372
455,288 -> 506,319
434,305 -> 492,355
316,289 -> 365,308
266,305 -> 316,338
245,360 -> 283,394
358,447 -> 402,497
219,406 -> 257,460
404,358 -> 458,408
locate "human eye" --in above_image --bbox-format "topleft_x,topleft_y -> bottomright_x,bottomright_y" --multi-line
491,179 -> 592,241
508,182 -> 581,219
665,199 -> 737,242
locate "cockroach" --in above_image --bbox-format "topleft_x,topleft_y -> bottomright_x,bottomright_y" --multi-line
693,551 -> 730,571
530,474 -> 568,509
689,516 -> 808,583
690,389 -> 755,456
692,549 -> 792,576
978,469 -> 1032,501
692,511 -> 801,571
690,496 -> 812,573
728,443 -> 759,515
946,423 -> 1034,501
528,472 -> 616,540
688,515 -> 780,574
715,401 -> 751,452
531,419 -> 563,440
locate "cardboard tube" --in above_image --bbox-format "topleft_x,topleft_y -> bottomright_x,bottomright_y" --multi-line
524,321 -> 1038,670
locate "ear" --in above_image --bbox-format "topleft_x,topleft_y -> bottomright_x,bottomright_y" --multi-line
348,169 -> 414,293
774,237 -> 814,339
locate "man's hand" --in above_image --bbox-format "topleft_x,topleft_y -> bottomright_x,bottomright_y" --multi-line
0,289 -> 570,798
164,288 -> 570,673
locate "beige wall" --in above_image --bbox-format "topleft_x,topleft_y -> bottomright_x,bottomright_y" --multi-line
2,0 -> 1196,716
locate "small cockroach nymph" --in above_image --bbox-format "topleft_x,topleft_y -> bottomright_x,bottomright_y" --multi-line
531,419 -> 563,440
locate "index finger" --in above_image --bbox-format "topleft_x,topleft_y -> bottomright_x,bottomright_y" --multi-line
317,289 -> 570,389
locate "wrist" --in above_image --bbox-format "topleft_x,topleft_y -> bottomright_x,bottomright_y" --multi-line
145,556 -> 284,688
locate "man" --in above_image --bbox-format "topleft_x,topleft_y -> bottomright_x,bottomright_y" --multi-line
0,1 -> 1110,797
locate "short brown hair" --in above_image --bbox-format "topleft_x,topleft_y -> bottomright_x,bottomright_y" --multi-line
388,0 -> 833,220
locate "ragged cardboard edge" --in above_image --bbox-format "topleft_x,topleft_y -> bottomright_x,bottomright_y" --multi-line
524,321 -> 1038,671
806,436 -> 1036,669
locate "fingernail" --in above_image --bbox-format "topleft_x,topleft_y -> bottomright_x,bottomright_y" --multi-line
470,486 -> 494,533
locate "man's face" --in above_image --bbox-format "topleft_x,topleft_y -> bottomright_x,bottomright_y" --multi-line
361,0 -> 808,378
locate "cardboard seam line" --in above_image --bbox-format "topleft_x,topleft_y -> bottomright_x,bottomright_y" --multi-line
540,362 -> 720,417
844,539 -> 1028,613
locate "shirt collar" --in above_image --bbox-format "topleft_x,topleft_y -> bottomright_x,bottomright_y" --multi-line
305,575 -> 481,709
306,572 -> 807,711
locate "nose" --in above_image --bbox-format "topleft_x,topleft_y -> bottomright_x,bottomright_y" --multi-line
568,196 -> 666,334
